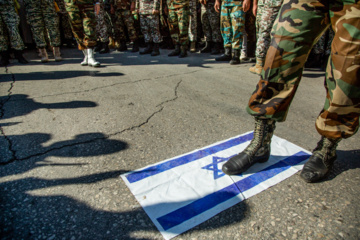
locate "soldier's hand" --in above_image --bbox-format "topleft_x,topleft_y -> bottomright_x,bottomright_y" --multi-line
243,0 -> 250,12
153,9 -> 160,15
110,4 -> 115,14
95,3 -> 100,15
214,0 -> 221,12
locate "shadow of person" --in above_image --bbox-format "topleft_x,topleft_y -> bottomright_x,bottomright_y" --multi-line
0,71 -> 124,82
0,94 -> 97,120
0,132 -> 128,176
0,171 -> 248,239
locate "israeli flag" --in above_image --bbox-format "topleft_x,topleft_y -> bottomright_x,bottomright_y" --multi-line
121,132 -> 311,239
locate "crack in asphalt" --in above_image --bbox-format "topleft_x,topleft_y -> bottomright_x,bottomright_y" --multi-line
0,68 -> 17,162
0,75 -> 183,165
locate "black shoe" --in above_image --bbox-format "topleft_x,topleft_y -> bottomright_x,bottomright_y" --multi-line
131,40 -> 139,52
99,42 -> 110,54
0,50 -> 10,66
168,45 -> 180,56
178,46 -> 187,58
117,41 -> 127,51
230,49 -> 241,65
140,42 -> 153,55
215,47 -> 231,61
151,43 -> 160,56
200,41 -> 212,53
14,50 -> 28,64
300,137 -> 341,183
211,42 -> 221,55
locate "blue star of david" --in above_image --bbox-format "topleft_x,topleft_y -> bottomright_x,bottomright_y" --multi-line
202,156 -> 229,180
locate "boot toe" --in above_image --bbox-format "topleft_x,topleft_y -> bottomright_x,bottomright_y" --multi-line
222,154 -> 249,175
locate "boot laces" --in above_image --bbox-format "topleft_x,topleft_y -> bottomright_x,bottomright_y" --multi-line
312,137 -> 341,168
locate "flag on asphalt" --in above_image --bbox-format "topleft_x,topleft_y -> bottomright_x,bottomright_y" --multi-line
121,132 -> 311,239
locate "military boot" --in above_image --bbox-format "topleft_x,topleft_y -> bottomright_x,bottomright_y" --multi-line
131,39 -> 139,52
200,41 -> 212,53
151,43 -> 160,56
230,49 -> 241,65
140,42 -> 153,55
211,42 -> 221,55
14,50 -> 28,64
215,47 -> 231,61
99,42 -> 110,54
222,118 -> 276,175
249,58 -> 264,75
300,137 -> 341,183
179,45 -> 187,58
0,50 -> 10,66
81,49 -> 88,66
87,48 -> 100,67
168,44 -> 180,56
53,47 -> 63,61
190,41 -> 196,53
39,48 -> 49,63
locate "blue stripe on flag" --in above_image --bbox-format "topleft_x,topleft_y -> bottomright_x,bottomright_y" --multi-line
156,151 -> 309,231
126,132 -> 254,183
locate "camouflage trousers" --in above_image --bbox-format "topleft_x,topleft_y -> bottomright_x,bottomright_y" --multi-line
201,2 -> 222,43
255,3 -> 281,59
0,4 -> 25,51
55,0 -> 74,40
139,14 -> 162,43
24,0 -> 61,48
96,3 -> 109,42
220,5 -> 245,50
168,6 -> 190,46
247,0 -> 360,139
65,3 -> 97,49
188,0 -> 197,42
312,28 -> 334,55
114,9 -> 138,42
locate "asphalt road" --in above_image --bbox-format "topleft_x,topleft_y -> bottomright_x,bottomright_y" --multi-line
1,47 -> 359,240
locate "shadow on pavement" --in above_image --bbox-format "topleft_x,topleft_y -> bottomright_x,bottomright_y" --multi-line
0,94 -> 97,120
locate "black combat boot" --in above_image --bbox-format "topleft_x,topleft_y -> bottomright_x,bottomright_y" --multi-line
94,41 -> 102,52
117,41 -> 127,51
140,42 -> 153,55
200,41 -> 212,53
0,50 -> 10,66
168,44 -> 180,56
131,39 -> 139,52
151,43 -> 160,56
178,45 -> 187,58
230,49 -> 241,65
300,137 -> 341,183
222,118 -> 276,175
14,50 -> 28,64
211,42 -> 221,55
215,47 -> 231,61
99,42 -> 110,54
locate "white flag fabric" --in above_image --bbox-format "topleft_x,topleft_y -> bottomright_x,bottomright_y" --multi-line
121,132 -> 311,239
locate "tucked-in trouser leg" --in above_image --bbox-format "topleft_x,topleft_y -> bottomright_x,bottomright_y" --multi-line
247,0 -> 360,139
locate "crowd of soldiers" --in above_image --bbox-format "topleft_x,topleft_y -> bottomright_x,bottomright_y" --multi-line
0,0 -> 332,69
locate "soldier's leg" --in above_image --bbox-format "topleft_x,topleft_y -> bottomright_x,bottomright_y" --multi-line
121,10 -> 139,52
42,0 -> 61,47
168,8 -> 182,56
65,3 -> 86,50
139,15 -> 153,54
188,0 -> 197,51
223,0 -> 329,176
200,4 -> 212,52
114,9 -> 127,51
24,0 -> 47,48
81,4 -> 97,49
149,15 -> 162,56
178,6 -> 190,50
1,4 -> 27,64
229,5 -> 245,65
208,2 -> 222,54
0,16 -> 10,66
215,6 -> 232,61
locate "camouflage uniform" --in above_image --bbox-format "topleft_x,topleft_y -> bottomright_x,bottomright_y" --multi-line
111,0 -> 138,42
24,0 -> 61,48
201,0 -> 221,43
167,0 -> 190,46
254,0 -> 282,59
0,0 -> 25,51
136,0 -> 162,43
244,7 -> 256,58
96,0 -> 110,42
188,0 -> 197,42
55,0 -> 74,41
64,0 -> 97,49
247,0 -> 360,139
220,0 -> 246,50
